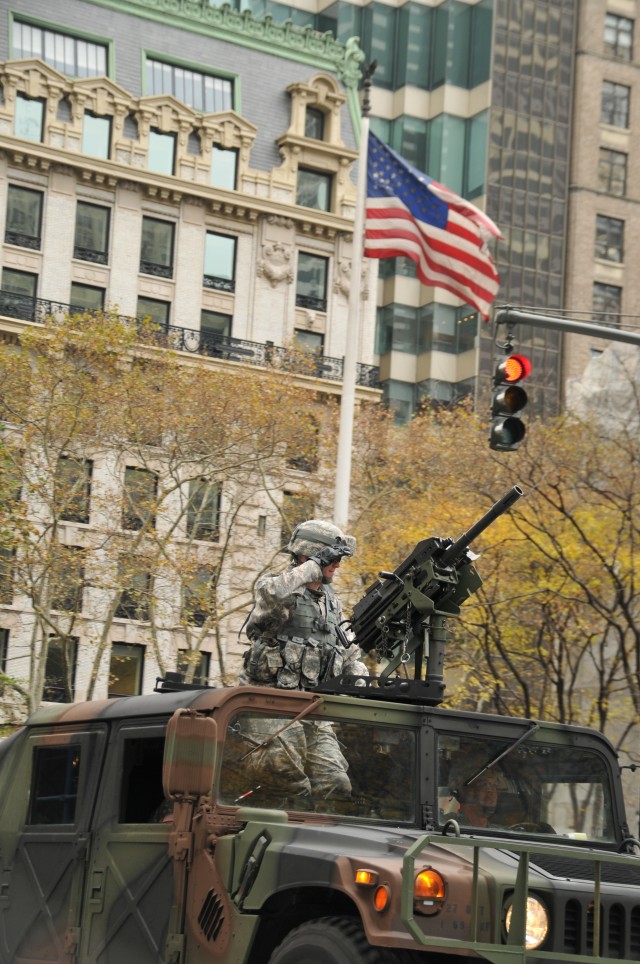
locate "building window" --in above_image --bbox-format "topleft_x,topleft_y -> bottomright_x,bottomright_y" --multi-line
0,547 -> 13,605
182,565 -> 216,626
601,81 -> 630,127
604,14 -> 633,61
145,58 -> 233,112
0,627 -> 7,672
211,146 -> 237,190
5,185 -> 43,250
592,282 -> 621,325
115,567 -> 152,622
201,310 -> 231,347
14,20 -> 107,77
454,307 -> 478,354
140,217 -> 175,279
203,232 -> 236,291
14,94 -> 45,142
296,253 -> 328,311
286,411 -> 319,473
109,642 -> 145,695
177,648 -> 210,684
382,380 -> 414,423
137,297 -> 170,329
51,546 -> 85,613
55,456 -> 92,524
82,113 -> 111,159
378,257 -> 417,280
377,304 -> 422,355
598,148 -> 627,196
305,107 -> 325,140
595,215 -> 624,262
280,490 -> 315,546
74,202 -> 109,265
70,283 -> 105,312
294,329 -> 324,355
44,636 -> 78,702
187,478 -> 220,542
148,129 -> 176,175
296,167 -> 331,211
28,745 -> 80,825
364,2 -> 398,90
0,268 -> 37,321
123,466 -> 157,531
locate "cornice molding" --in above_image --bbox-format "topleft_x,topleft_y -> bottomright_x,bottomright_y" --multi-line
0,140 -> 354,240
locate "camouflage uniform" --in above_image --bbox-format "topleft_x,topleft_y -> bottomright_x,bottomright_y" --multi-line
240,522 -> 368,800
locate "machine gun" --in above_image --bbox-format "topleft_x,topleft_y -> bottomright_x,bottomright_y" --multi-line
315,485 -> 523,706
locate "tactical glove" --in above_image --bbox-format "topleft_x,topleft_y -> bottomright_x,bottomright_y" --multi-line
310,545 -> 351,568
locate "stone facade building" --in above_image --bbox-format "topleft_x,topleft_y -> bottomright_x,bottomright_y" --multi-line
0,0 -> 379,712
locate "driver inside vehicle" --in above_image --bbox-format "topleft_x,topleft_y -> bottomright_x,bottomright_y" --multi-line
445,763 -> 505,828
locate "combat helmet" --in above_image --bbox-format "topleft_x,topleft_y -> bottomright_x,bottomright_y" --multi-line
286,519 -> 356,559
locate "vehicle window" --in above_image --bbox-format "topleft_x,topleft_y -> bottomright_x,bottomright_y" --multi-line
220,712 -> 417,823
437,733 -> 616,841
119,735 -> 166,823
28,744 -> 81,825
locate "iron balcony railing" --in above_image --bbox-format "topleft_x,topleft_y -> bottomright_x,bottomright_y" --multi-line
0,289 -> 380,389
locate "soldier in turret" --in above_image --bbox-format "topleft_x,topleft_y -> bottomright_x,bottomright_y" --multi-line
239,519 -> 368,802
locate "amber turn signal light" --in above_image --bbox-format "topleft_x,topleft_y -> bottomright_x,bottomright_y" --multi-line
355,869 -> 378,886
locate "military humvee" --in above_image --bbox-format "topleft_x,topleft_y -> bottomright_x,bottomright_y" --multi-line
0,677 -> 639,963
1,489 -> 639,963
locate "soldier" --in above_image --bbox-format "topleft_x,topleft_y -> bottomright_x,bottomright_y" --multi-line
239,519 -> 368,803
445,760 -> 505,828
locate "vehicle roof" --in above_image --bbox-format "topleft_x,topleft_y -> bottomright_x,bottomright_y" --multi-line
18,686 -> 619,757
23,687 -> 219,726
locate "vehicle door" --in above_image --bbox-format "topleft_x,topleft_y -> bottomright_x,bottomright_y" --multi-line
0,724 -> 107,964
78,718 -> 173,963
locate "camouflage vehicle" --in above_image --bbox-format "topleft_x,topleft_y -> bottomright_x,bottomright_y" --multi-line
1,489 -> 639,963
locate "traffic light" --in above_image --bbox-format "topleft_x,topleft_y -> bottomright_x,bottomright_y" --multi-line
489,352 -> 531,451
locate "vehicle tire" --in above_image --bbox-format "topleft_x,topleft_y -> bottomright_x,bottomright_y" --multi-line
267,915 -> 413,964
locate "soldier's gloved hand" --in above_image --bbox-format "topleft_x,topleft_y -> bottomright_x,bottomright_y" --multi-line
309,545 -> 351,568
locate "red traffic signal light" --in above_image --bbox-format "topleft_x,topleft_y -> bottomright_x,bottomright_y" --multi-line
500,353 -> 531,383
490,352 -> 531,452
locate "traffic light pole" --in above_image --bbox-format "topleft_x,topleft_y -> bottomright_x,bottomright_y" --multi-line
494,306 -> 640,347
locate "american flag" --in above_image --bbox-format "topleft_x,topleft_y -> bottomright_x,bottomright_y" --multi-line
364,132 -> 502,320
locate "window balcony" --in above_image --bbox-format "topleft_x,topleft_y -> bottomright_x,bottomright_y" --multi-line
0,289 -> 380,389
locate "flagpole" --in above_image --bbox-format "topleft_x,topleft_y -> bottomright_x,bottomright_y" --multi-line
333,62 -> 375,528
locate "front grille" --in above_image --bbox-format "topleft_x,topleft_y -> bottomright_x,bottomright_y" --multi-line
529,855 -> 640,959
561,898 -> 640,959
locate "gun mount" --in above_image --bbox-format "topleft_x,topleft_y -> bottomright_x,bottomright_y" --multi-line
315,486 -> 523,706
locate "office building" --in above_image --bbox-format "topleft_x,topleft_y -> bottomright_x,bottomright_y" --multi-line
246,0 -> 640,421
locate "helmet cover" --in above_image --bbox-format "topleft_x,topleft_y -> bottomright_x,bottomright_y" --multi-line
286,518 -> 356,558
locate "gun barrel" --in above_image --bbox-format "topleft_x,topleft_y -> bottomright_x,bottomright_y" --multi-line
437,485 -> 523,568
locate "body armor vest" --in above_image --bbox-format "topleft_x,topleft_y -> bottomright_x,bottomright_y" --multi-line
244,588 -> 344,689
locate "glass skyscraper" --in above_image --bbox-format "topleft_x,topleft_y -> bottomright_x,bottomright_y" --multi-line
222,0 -> 577,420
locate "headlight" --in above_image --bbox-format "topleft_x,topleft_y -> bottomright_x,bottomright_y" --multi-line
505,895 -> 549,949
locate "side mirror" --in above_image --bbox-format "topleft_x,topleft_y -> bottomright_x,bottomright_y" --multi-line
163,708 -> 217,802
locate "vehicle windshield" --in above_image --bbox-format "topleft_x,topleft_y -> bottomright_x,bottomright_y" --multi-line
219,710 -> 417,824
438,733 -> 616,842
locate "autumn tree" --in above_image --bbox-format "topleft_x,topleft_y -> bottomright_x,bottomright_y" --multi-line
0,310 -> 320,717
344,396 -> 640,769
